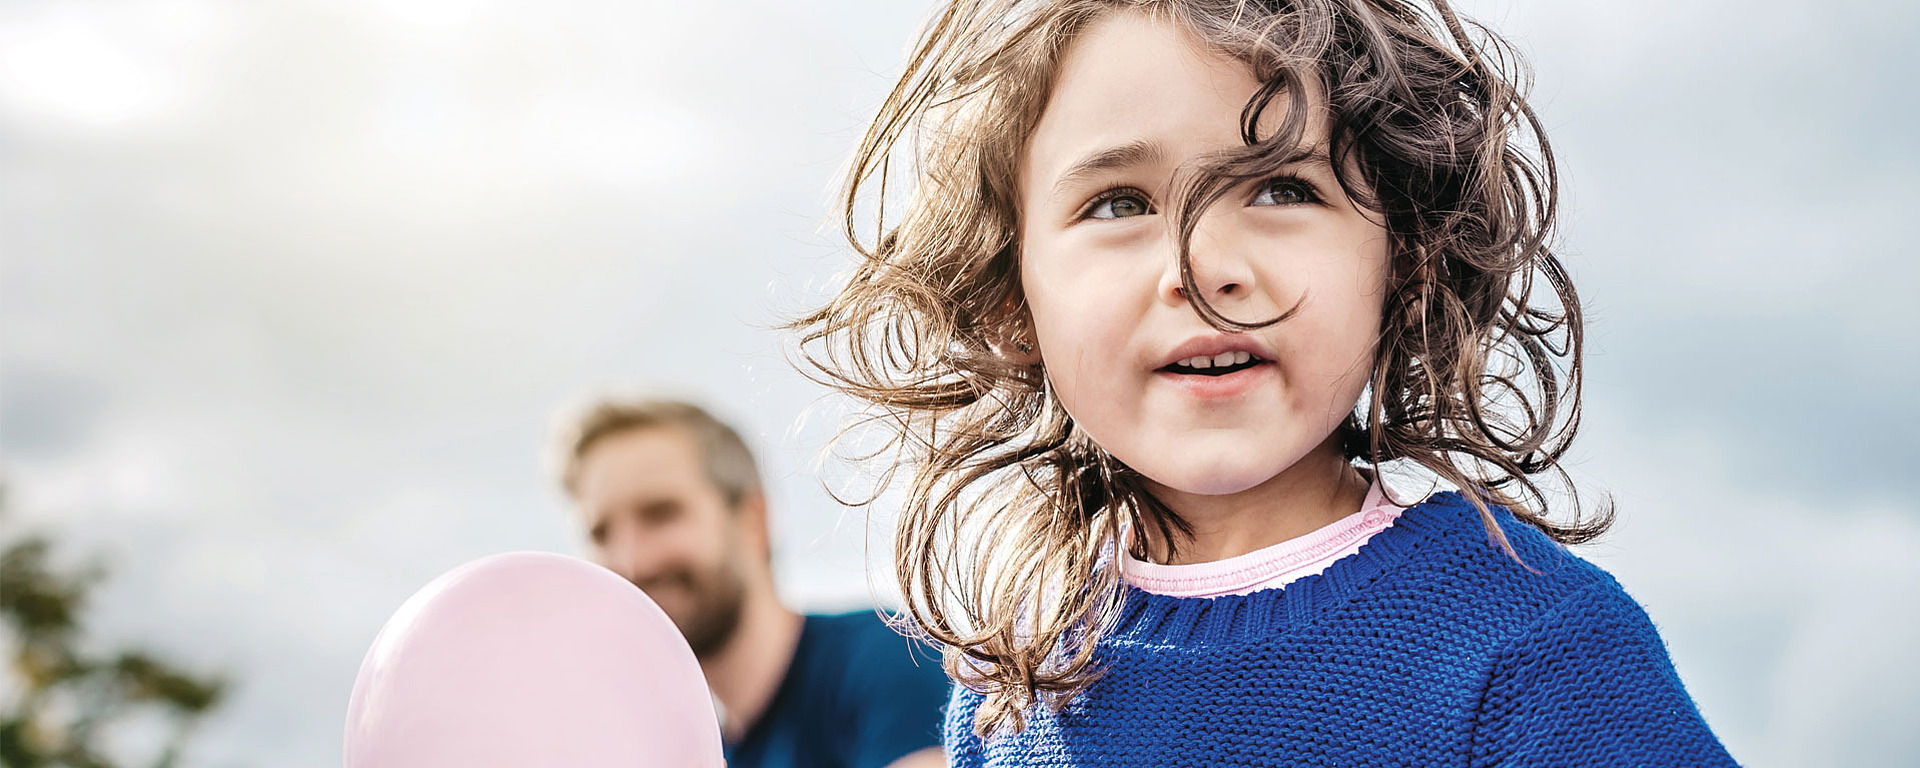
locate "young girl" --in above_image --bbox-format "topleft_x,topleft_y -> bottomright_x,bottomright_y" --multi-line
794,0 -> 1737,764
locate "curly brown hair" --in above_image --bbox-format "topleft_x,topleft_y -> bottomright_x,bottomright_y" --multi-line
789,0 -> 1612,736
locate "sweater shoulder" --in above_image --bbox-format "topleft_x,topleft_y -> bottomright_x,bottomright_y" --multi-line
1400,492 -> 1628,640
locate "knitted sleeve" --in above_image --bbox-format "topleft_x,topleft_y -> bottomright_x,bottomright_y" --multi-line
942,683 -> 987,768
1470,579 -> 1740,767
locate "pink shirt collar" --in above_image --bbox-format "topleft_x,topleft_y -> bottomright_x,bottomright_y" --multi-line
1122,478 -> 1406,599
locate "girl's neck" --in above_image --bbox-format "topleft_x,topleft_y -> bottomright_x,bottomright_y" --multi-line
1137,438 -> 1370,566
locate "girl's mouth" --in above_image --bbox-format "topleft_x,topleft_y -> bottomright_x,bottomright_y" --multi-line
1157,351 -> 1267,377
1153,352 -> 1274,399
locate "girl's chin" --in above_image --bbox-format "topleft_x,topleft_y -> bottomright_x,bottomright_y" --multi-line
1134,459 -> 1285,498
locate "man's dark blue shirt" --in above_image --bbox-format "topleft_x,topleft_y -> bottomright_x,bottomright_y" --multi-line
724,610 -> 950,768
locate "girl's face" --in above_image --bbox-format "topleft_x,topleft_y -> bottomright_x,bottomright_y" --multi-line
1018,11 -> 1390,502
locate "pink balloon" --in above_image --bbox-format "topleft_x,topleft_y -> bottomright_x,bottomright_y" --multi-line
344,552 -> 724,768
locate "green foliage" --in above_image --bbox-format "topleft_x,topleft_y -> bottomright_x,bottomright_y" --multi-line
0,486 -> 229,768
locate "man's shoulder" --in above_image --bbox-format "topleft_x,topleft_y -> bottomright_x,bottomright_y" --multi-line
792,610 -> 951,747
803,609 -> 942,668
805,608 -> 897,638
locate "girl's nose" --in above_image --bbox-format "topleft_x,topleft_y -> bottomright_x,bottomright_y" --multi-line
1158,219 -> 1257,307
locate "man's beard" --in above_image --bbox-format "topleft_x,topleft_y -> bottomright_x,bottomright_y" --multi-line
640,563 -> 747,659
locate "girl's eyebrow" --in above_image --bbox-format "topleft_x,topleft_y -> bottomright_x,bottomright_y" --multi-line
1282,151 -> 1335,171
1051,139 -> 1166,199
1050,141 -> 1338,202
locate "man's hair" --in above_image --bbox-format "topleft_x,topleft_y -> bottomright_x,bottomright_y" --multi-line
554,397 -> 763,507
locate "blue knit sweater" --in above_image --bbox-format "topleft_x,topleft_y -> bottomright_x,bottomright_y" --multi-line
944,492 -> 1738,767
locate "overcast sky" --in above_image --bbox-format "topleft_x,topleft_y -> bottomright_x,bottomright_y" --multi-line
2,0 -> 1916,765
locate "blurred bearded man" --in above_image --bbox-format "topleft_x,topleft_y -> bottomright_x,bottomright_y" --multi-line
552,396 -> 949,768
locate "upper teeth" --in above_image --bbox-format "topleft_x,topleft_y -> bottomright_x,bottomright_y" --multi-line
1181,351 -> 1251,369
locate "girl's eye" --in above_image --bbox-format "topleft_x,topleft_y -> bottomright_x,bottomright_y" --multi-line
1083,189 -> 1153,220
1252,177 -> 1319,206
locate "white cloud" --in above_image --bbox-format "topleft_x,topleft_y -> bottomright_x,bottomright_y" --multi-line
0,0 -> 228,133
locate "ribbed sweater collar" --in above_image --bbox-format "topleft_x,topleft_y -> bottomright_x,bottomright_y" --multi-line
1106,491 -> 1478,648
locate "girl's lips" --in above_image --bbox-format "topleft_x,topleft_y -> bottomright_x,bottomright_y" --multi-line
1152,360 -> 1274,398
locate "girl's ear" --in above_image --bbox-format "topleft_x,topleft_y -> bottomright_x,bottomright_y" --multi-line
988,313 -> 1043,367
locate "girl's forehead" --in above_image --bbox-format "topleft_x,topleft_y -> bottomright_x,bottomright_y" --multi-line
1022,10 -> 1328,202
